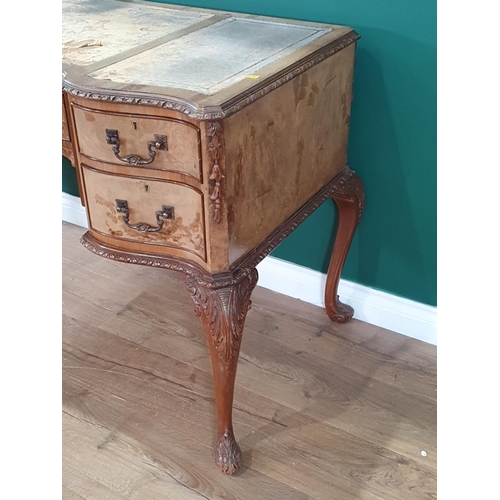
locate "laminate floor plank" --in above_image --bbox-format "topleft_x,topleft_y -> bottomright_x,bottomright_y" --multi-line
63,412 -> 209,500
92,281 -> 437,462
62,318 -> 335,498
62,222 -> 437,499
62,486 -> 89,500
224,330 -> 437,468
250,286 -> 437,375
63,375 -> 316,500
63,464 -> 130,500
63,321 -> 394,500
69,300 -> 436,473
63,258 -> 143,315
248,294 -> 437,401
98,291 -> 210,365
100,284 -> 436,404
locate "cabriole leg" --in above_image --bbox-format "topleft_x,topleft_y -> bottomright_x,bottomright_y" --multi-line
185,268 -> 258,474
325,169 -> 365,322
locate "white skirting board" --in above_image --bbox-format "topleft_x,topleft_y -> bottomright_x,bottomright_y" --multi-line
62,192 -> 437,345
62,192 -> 88,229
256,257 -> 437,345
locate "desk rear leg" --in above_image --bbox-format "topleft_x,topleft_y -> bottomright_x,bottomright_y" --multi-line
185,268 -> 258,474
325,169 -> 365,322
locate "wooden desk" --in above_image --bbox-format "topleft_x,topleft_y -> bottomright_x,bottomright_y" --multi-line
62,0 -> 365,474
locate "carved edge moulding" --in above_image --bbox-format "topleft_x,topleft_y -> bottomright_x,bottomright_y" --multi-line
62,31 -> 360,120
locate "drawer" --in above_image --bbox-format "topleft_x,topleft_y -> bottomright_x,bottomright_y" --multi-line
82,165 -> 206,260
73,105 -> 201,180
62,98 -> 70,140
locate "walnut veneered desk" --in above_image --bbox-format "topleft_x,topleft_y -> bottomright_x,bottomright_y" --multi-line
62,0 -> 365,475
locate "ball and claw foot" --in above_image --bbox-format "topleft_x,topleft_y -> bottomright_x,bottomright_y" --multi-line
326,295 -> 354,323
215,430 -> 242,475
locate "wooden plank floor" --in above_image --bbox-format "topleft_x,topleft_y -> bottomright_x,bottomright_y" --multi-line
62,221 -> 437,500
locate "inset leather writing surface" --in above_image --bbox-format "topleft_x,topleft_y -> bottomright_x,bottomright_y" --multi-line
62,1 -> 357,119
89,17 -> 328,94
62,0 -> 213,65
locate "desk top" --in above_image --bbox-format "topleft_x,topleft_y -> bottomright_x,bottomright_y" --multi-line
62,0 -> 358,118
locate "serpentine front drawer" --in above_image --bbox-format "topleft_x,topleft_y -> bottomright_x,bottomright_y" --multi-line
81,164 -> 207,262
73,105 -> 202,181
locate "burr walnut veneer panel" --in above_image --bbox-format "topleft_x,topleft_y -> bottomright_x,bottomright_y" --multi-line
225,45 -> 355,264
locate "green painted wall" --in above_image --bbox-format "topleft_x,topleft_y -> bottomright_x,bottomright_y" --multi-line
62,157 -> 80,197
62,0 -> 436,306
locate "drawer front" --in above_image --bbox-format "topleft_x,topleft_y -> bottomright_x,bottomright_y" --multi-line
73,106 -> 201,180
62,99 -> 70,140
82,165 -> 206,260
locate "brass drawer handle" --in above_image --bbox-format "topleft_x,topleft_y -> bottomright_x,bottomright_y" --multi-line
105,129 -> 167,165
116,199 -> 175,232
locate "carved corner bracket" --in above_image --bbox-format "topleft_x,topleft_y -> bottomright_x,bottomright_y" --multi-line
185,268 -> 258,363
330,167 -> 365,223
207,122 -> 225,223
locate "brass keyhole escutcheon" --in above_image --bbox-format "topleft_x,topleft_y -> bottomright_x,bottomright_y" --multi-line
132,120 -> 138,130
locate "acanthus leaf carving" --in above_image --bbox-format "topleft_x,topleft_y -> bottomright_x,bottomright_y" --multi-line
185,269 -> 258,363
